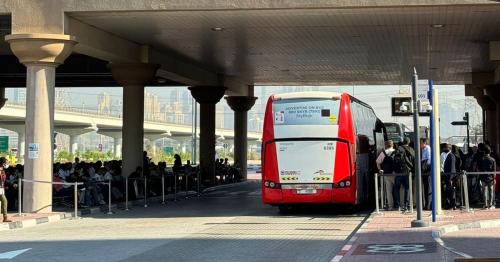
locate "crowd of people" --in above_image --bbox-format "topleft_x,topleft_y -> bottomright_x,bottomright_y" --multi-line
0,152 -> 242,222
376,137 -> 498,212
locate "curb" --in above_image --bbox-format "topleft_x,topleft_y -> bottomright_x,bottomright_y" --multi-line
432,219 -> 500,238
432,219 -> 500,259
330,213 -> 374,262
0,213 -> 73,231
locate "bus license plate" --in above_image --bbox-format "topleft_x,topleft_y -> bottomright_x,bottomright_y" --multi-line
297,189 -> 317,194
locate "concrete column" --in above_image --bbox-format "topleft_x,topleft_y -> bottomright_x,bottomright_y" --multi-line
474,95 -> 495,144
0,87 -> 7,109
110,63 -> 158,177
18,132 -> 25,163
226,96 -> 257,180
5,34 -> 76,213
114,138 -> 122,159
189,86 -> 226,186
69,135 -> 79,154
485,86 -> 500,151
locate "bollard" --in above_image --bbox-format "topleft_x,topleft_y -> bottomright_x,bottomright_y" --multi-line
161,175 -> 166,205
74,182 -> 79,219
409,174 -> 414,214
107,180 -> 113,215
174,173 -> 178,201
144,176 -> 148,208
125,178 -> 129,211
462,172 -> 471,213
17,177 -> 22,217
374,172 -> 381,214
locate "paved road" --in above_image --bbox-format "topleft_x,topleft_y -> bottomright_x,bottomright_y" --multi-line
0,180 -> 368,262
442,227 -> 500,258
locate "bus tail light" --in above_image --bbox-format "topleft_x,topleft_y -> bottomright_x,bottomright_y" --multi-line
264,180 -> 281,189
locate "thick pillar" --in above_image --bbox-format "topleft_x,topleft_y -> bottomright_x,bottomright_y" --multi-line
18,132 -> 25,163
189,86 -> 226,186
114,137 -> 123,159
69,135 -> 79,154
5,34 -> 76,213
226,96 -> 257,180
110,63 -> 158,177
485,86 -> 500,151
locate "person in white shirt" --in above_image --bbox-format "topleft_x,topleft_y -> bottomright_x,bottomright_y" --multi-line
420,138 -> 432,210
376,140 -> 396,210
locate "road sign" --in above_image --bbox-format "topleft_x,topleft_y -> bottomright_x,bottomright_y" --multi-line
451,121 -> 467,126
28,143 -> 39,159
0,136 -> 8,153
163,146 -> 174,154
417,79 -> 429,102
98,144 -> 103,152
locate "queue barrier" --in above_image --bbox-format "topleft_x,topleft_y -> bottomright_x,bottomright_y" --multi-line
90,180 -> 114,215
18,178 -> 84,219
376,171 -> 500,215
374,171 -> 414,214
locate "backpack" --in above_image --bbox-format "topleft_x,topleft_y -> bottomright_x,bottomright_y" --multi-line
394,146 -> 414,173
381,151 -> 396,173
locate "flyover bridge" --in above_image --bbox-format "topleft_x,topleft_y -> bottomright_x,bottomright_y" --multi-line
0,102 -> 261,161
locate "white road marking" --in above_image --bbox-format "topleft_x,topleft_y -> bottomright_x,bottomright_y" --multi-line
0,248 -> 31,259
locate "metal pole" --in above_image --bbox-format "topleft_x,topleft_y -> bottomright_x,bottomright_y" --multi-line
185,173 -> 189,199
409,173 -> 414,214
74,182 -> 78,219
411,69 -> 427,227
466,112 -> 470,150
125,177 -> 129,211
107,180 -> 113,215
462,172 -> 470,213
161,174 -> 166,205
174,173 -> 178,201
375,172 -> 380,214
17,177 -> 22,216
197,171 -> 201,197
380,173 -> 385,210
144,176 -> 148,207
193,101 -> 198,165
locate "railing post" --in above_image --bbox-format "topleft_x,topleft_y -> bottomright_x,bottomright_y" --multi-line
185,173 -> 189,199
462,172 -> 471,213
409,173 -> 414,213
375,172 -> 381,214
107,180 -> 113,215
17,177 -> 22,217
174,173 -> 178,202
380,171 -> 385,210
197,171 -> 201,197
73,182 -> 78,219
144,176 -> 148,208
161,174 -> 166,205
125,177 -> 129,211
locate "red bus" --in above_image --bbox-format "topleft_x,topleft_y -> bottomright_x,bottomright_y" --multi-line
261,92 -> 385,212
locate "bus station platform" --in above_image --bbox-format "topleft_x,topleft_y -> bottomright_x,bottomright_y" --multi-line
336,208 -> 500,262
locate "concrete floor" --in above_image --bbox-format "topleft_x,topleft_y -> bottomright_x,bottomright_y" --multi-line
0,180 -> 368,262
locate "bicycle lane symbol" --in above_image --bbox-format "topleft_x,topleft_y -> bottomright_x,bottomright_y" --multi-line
366,244 -> 426,254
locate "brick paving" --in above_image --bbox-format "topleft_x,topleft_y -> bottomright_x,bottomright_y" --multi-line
340,208 -> 500,262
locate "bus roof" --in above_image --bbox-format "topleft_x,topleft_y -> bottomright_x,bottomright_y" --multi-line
272,91 -> 342,100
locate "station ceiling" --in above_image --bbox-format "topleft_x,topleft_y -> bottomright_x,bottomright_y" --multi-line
1,3 -> 500,86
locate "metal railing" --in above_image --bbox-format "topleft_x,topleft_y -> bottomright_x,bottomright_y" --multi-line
375,171 -> 414,214
375,170 -> 499,215
17,178 -> 84,219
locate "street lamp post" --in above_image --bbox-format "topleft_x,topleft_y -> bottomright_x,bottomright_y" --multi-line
411,69 -> 428,228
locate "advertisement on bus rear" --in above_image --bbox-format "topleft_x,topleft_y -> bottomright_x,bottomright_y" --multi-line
276,140 -> 336,184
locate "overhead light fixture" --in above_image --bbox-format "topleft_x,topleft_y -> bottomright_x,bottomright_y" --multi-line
431,24 -> 445,28
211,27 -> 224,32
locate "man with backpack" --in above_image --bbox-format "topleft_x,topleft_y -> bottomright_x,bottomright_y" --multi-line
376,140 -> 396,210
477,145 -> 496,210
393,137 -> 415,211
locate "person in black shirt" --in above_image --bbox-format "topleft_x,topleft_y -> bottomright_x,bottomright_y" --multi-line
477,145 -> 496,209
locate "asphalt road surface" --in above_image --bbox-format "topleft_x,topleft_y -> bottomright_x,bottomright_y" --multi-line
0,180 -> 369,262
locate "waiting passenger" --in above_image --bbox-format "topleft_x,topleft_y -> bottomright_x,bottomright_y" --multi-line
477,145 -> 496,210
376,140 -> 396,210
393,137 -> 415,211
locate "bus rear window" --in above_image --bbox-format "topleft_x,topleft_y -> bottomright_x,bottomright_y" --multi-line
273,98 -> 340,126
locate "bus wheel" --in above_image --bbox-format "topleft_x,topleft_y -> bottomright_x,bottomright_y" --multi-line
278,205 -> 293,214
